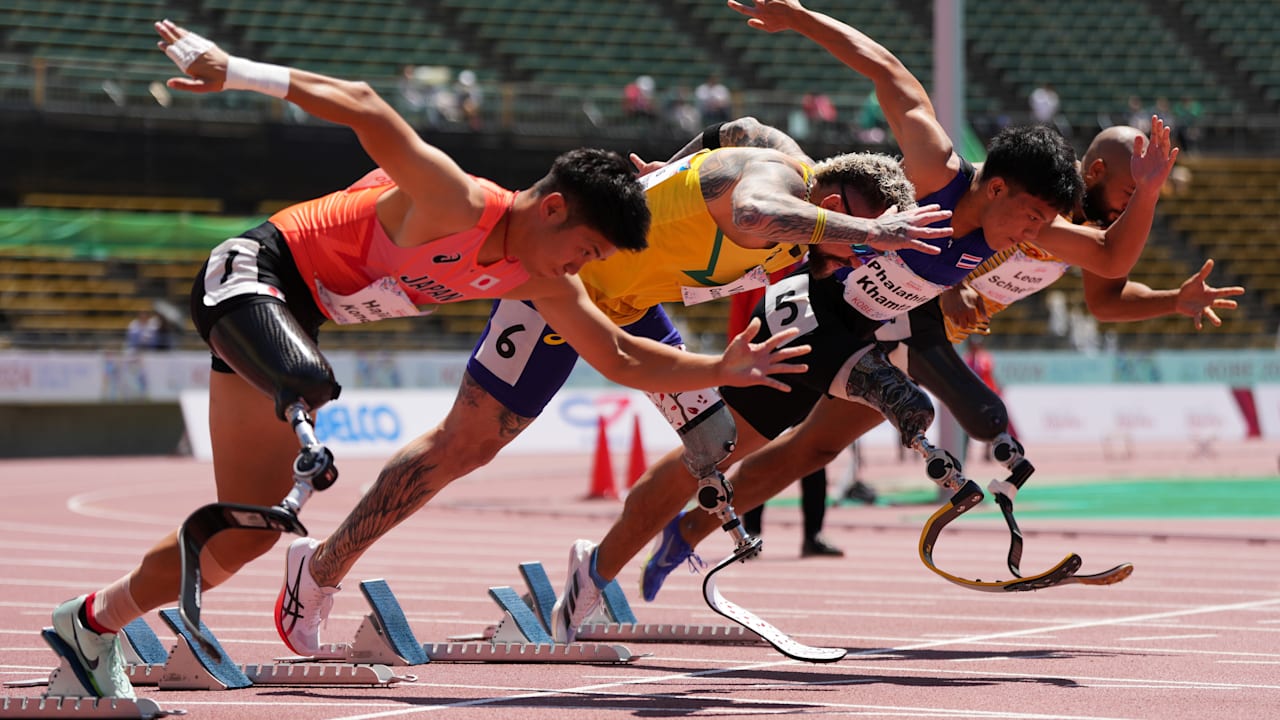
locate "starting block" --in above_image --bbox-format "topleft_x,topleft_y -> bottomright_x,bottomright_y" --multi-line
477,561 -> 763,647
0,629 -> 185,720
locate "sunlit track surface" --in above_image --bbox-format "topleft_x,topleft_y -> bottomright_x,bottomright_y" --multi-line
1,447 -> 1277,720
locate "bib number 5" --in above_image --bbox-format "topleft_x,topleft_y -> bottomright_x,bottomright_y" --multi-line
763,274 -> 818,339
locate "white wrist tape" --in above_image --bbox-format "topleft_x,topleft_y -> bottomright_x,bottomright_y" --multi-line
225,56 -> 290,98
163,32 -> 214,72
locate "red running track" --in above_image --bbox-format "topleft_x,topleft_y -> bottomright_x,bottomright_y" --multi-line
1,446 -> 1278,720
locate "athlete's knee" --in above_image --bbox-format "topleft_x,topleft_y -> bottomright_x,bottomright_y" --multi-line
207,300 -> 341,420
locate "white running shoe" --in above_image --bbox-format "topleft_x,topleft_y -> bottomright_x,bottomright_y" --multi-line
274,537 -> 340,656
50,596 -> 136,699
550,539 -> 604,644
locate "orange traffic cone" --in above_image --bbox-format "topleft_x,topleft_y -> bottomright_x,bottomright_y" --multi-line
626,414 -> 647,489
585,415 -> 618,500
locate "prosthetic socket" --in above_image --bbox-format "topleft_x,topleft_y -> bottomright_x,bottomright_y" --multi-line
646,389 -> 755,550
842,344 -> 968,492
207,300 -> 341,510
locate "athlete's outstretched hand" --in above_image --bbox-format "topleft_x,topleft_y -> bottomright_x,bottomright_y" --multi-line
862,203 -> 951,255
1131,115 -> 1180,193
728,0 -> 809,33
1176,258 -> 1244,330
716,317 -> 810,391
939,284 -> 990,334
155,19 -> 231,93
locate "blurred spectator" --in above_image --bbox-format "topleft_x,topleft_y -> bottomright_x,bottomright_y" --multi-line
666,86 -> 702,135
623,75 -> 658,123
399,65 -> 450,127
1029,80 -> 1071,137
1125,95 -> 1152,133
856,89 -> 888,145
1029,81 -> 1059,125
801,91 -> 838,140
1173,95 -> 1202,153
125,308 -> 173,351
454,70 -> 483,131
694,72 -> 731,124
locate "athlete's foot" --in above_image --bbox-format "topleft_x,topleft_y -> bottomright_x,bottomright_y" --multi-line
50,596 -> 136,699
275,537 -> 340,656
639,512 -> 704,602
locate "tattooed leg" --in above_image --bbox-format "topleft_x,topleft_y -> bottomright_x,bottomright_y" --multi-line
309,373 -> 534,585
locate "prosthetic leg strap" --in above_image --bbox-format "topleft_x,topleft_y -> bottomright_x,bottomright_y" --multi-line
918,481 -> 1082,592
992,490 -> 1135,586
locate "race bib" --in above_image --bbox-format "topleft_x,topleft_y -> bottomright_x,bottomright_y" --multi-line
681,265 -> 769,306
966,250 -> 1069,305
315,277 -> 430,325
202,237 -> 285,306
841,252 -> 948,321
762,273 -> 819,339
472,299 -> 547,387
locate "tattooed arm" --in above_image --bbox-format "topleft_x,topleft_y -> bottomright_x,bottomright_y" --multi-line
699,148 -> 951,253
666,116 -> 813,163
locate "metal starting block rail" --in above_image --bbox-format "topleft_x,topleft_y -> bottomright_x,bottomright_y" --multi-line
456,561 -> 762,648
475,561 -> 764,647
304,576 -> 636,663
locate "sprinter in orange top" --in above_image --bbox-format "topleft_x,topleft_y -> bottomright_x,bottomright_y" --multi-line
43,19 -> 819,700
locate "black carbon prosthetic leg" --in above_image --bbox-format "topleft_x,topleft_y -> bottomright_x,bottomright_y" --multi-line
206,299 -> 341,420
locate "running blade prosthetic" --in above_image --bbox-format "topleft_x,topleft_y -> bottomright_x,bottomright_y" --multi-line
700,537 -> 847,663
990,480 -> 1134,586
918,480 -> 1082,592
178,502 -> 307,660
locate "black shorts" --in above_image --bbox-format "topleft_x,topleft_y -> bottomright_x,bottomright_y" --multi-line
189,222 -> 326,373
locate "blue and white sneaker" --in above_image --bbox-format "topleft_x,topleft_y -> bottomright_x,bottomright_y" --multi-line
50,596 -> 136,699
639,512 -> 704,602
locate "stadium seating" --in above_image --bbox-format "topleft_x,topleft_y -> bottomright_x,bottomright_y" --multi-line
2,0 -> 1278,351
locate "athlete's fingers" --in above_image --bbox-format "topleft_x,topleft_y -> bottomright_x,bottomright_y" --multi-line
1210,297 -> 1240,308
752,322 -> 800,351
1203,308 -> 1222,328
167,76 -> 215,93
900,239 -> 943,255
765,345 -> 812,363
1210,288 -> 1244,299
1194,257 -> 1214,279
973,293 -> 990,324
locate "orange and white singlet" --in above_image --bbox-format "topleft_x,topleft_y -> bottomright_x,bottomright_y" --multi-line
579,149 -> 806,325
272,170 -> 529,324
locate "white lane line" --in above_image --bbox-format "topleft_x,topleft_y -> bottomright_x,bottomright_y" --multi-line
1115,633 -> 1218,641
